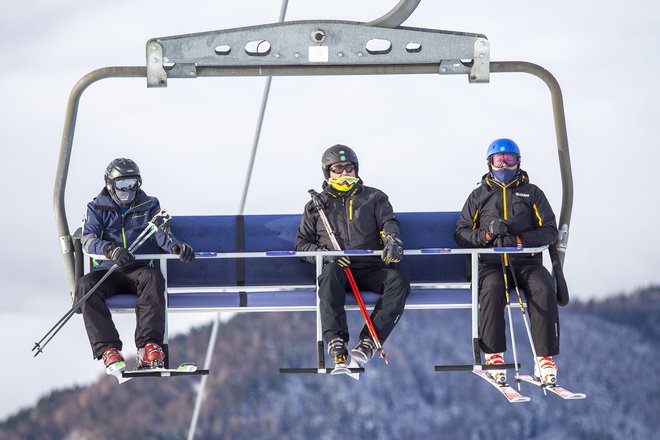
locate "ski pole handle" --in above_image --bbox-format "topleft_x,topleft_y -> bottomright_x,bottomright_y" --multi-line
308,189 -> 324,210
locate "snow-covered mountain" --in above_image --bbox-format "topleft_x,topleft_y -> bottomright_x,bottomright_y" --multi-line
1,287 -> 658,439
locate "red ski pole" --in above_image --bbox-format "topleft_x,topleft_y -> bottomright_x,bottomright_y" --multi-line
308,190 -> 388,363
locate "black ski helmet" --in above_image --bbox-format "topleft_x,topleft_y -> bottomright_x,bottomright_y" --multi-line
104,158 -> 142,204
321,144 -> 359,179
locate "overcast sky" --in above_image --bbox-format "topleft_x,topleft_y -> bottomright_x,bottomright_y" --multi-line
1,0 -> 658,421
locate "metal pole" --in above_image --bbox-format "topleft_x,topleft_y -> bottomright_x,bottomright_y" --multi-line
239,0 -> 289,214
367,0 -> 422,28
54,67 -> 146,291
188,3 -> 289,439
490,61 -> 573,265
186,316 -> 221,440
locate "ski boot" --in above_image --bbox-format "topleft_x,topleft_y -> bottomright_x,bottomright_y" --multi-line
350,337 -> 376,366
137,342 -> 166,369
103,347 -> 127,380
485,352 -> 507,385
534,356 -> 558,385
328,338 -> 348,368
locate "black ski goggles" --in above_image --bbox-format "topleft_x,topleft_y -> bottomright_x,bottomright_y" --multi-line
114,177 -> 141,191
329,163 -> 355,174
489,153 -> 519,168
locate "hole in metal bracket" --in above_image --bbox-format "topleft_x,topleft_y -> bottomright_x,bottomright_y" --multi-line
405,43 -> 422,53
245,40 -> 271,56
214,45 -> 231,55
365,39 -> 392,55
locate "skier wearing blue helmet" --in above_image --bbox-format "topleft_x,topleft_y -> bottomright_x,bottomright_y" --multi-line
454,139 -> 561,387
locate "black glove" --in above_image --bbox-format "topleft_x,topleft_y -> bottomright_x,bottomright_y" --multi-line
335,256 -> 351,268
104,244 -> 135,267
382,233 -> 404,264
172,242 -> 195,263
487,219 -> 509,240
494,235 -> 521,248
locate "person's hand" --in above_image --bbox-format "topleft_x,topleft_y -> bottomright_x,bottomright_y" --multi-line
104,244 -> 135,267
335,256 -> 351,268
494,235 -> 521,248
487,219 -> 509,240
172,242 -> 195,263
382,233 -> 404,264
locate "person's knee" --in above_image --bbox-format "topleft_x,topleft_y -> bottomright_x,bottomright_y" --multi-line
140,268 -> 165,287
384,270 -> 410,296
319,263 -> 345,286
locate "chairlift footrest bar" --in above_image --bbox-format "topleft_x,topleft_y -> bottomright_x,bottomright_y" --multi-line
122,369 -> 209,378
434,363 -> 519,372
279,367 -> 365,374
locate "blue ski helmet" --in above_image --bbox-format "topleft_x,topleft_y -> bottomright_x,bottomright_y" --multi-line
486,138 -> 521,160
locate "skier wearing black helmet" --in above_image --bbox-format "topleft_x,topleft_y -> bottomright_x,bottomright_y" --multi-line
74,158 -> 196,374
296,145 -> 410,370
454,139 -> 561,386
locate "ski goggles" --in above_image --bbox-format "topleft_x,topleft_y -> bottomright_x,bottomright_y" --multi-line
114,177 -> 141,191
489,153 -> 519,168
329,163 -> 355,174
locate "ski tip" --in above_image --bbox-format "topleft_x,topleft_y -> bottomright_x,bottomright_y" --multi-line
175,362 -> 198,372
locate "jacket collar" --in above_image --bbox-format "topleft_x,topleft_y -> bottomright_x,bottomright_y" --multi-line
482,169 -> 529,190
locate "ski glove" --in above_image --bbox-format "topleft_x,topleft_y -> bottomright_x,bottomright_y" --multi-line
104,244 -> 135,267
335,256 -> 351,268
172,242 -> 195,263
381,233 -> 404,264
486,219 -> 509,241
494,235 -> 522,248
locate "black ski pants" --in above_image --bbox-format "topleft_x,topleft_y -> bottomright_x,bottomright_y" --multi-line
478,259 -> 559,357
317,262 -> 410,345
74,266 -> 166,359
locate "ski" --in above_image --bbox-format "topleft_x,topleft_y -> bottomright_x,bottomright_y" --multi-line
517,374 -> 586,399
105,361 -> 131,384
330,360 -> 361,381
122,362 -> 209,379
472,370 -> 531,403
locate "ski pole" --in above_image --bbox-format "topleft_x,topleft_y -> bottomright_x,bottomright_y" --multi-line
308,190 -> 388,364
505,255 -> 549,390
32,210 -> 171,357
500,253 -> 521,390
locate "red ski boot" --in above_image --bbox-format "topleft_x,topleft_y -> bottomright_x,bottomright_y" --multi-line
137,342 -> 165,369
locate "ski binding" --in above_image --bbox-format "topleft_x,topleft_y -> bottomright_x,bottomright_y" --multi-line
330,360 -> 362,381
517,374 -> 586,399
473,370 -> 531,403
105,361 -> 131,384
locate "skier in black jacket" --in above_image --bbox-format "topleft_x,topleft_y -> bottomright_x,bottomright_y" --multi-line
75,158 -> 196,373
454,139 -> 560,385
296,145 -> 410,368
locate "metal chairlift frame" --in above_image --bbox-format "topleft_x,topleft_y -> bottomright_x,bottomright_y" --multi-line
52,1 -> 573,436
54,12 -> 573,292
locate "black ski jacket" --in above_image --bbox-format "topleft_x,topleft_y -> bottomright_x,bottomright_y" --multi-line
454,170 -> 558,264
296,180 -> 401,268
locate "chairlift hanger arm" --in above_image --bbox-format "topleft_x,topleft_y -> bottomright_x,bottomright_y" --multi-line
367,0 -> 422,28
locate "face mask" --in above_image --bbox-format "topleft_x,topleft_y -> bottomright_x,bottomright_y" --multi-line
328,176 -> 359,192
114,189 -> 137,206
491,168 -> 518,185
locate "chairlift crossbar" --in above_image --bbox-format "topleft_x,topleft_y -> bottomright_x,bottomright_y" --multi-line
146,21 -> 489,86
